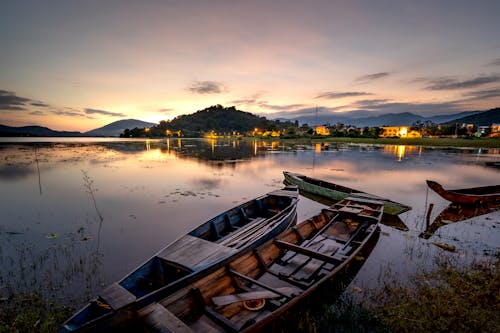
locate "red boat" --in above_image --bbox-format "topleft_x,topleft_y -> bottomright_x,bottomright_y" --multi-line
426,180 -> 500,205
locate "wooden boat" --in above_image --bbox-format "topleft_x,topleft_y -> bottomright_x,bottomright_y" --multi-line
60,186 -> 299,333
126,197 -> 383,332
426,180 -> 500,205
284,171 -> 410,215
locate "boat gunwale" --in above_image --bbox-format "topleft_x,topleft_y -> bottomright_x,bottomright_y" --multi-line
60,188 -> 299,332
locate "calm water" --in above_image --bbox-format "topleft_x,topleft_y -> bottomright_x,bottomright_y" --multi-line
0,138 -> 499,305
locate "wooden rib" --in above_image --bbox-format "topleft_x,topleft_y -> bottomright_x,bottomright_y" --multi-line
274,240 -> 343,265
228,269 -> 293,299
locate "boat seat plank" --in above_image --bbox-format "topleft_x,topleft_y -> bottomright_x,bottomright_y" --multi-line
99,283 -> 136,310
212,287 -> 299,306
274,240 -> 343,265
157,235 -> 236,269
139,303 -> 194,333
190,315 -> 225,333
273,255 -> 310,276
290,259 -> 324,281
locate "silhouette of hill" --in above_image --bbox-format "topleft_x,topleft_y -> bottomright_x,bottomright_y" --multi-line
285,110 -> 488,127
441,107 -> 500,126
85,119 -> 156,137
0,124 -> 82,137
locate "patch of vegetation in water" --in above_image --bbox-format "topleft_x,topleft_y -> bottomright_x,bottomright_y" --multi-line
0,291 -> 74,333
367,258 -> 499,333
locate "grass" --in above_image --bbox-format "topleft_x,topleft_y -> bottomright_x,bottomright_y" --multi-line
0,292 -> 73,333
248,136 -> 500,148
366,258 -> 500,333
1,260 -> 497,332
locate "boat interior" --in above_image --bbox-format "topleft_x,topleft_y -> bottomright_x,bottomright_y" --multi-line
139,199 -> 383,332
189,194 -> 294,242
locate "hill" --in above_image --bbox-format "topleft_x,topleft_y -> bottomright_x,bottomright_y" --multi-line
134,105 -> 286,137
442,107 -> 500,126
85,119 -> 157,137
0,124 -> 82,137
284,110 -> 488,127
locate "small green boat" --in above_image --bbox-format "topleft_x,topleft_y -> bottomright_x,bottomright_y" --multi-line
284,171 -> 411,215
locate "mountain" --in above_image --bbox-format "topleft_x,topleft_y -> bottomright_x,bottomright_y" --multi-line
279,109 -> 494,127
427,111 -> 482,124
441,108 -> 500,126
85,119 -> 157,137
0,124 -> 82,137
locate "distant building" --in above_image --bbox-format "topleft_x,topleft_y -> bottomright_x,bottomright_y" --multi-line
314,125 -> 330,135
489,124 -> 500,138
379,126 -> 421,138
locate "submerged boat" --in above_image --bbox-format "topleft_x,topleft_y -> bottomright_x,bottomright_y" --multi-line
130,197 -> 383,332
426,180 -> 500,205
60,186 -> 299,333
284,171 -> 410,215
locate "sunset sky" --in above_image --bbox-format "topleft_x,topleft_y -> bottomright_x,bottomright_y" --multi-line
1,0 -> 499,132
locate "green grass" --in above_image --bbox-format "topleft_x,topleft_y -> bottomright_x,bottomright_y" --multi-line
0,292 -> 73,333
247,136 -> 500,148
320,137 -> 500,148
367,258 -> 500,333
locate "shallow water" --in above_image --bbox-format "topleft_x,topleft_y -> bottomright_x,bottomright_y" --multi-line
0,138 -> 499,304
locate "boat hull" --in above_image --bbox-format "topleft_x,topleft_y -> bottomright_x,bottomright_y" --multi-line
426,180 -> 500,205
60,187 -> 299,333
284,171 -> 411,215
139,196 -> 383,332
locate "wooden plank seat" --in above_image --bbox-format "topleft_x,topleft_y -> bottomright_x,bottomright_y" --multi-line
99,283 -> 136,310
139,303 -> 194,333
212,287 -> 300,307
157,235 -> 236,270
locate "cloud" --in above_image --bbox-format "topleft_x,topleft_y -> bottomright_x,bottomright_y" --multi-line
424,75 -> 500,90
30,102 -> 49,107
229,94 -> 306,112
268,106 -> 344,119
29,111 -> 45,116
0,90 -> 32,110
187,81 -> 227,94
53,110 -> 88,117
315,91 -> 373,99
351,99 -> 392,108
158,108 -> 174,115
462,88 -> 500,100
345,101 -> 464,116
487,58 -> 500,66
258,102 -> 307,111
356,72 -> 390,82
84,108 -> 125,117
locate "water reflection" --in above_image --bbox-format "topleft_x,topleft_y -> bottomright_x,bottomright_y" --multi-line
420,202 -> 500,239
0,138 -> 499,305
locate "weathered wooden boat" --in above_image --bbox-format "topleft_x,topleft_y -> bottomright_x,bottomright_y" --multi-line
60,186 -> 299,333
426,180 -> 500,205
129,197 -> 383,332
284,171 -> 410,215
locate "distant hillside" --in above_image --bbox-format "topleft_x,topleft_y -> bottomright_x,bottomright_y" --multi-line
85,119 -> 156,137
442,107 -> 500,126
0,124 -> 82,137
355,112 -> 425,127
166,105 -> 271,132
428,111 -> 482,124
284,109 -> 494,127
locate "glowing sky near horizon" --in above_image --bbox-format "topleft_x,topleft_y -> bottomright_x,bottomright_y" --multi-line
1,0 -> 499,131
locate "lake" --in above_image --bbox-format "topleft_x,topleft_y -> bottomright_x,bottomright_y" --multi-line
0,138 -> 499,305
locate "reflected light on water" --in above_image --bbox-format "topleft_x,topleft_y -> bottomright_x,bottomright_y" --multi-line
396,145 -> 405,162
0,138 -> 498,305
